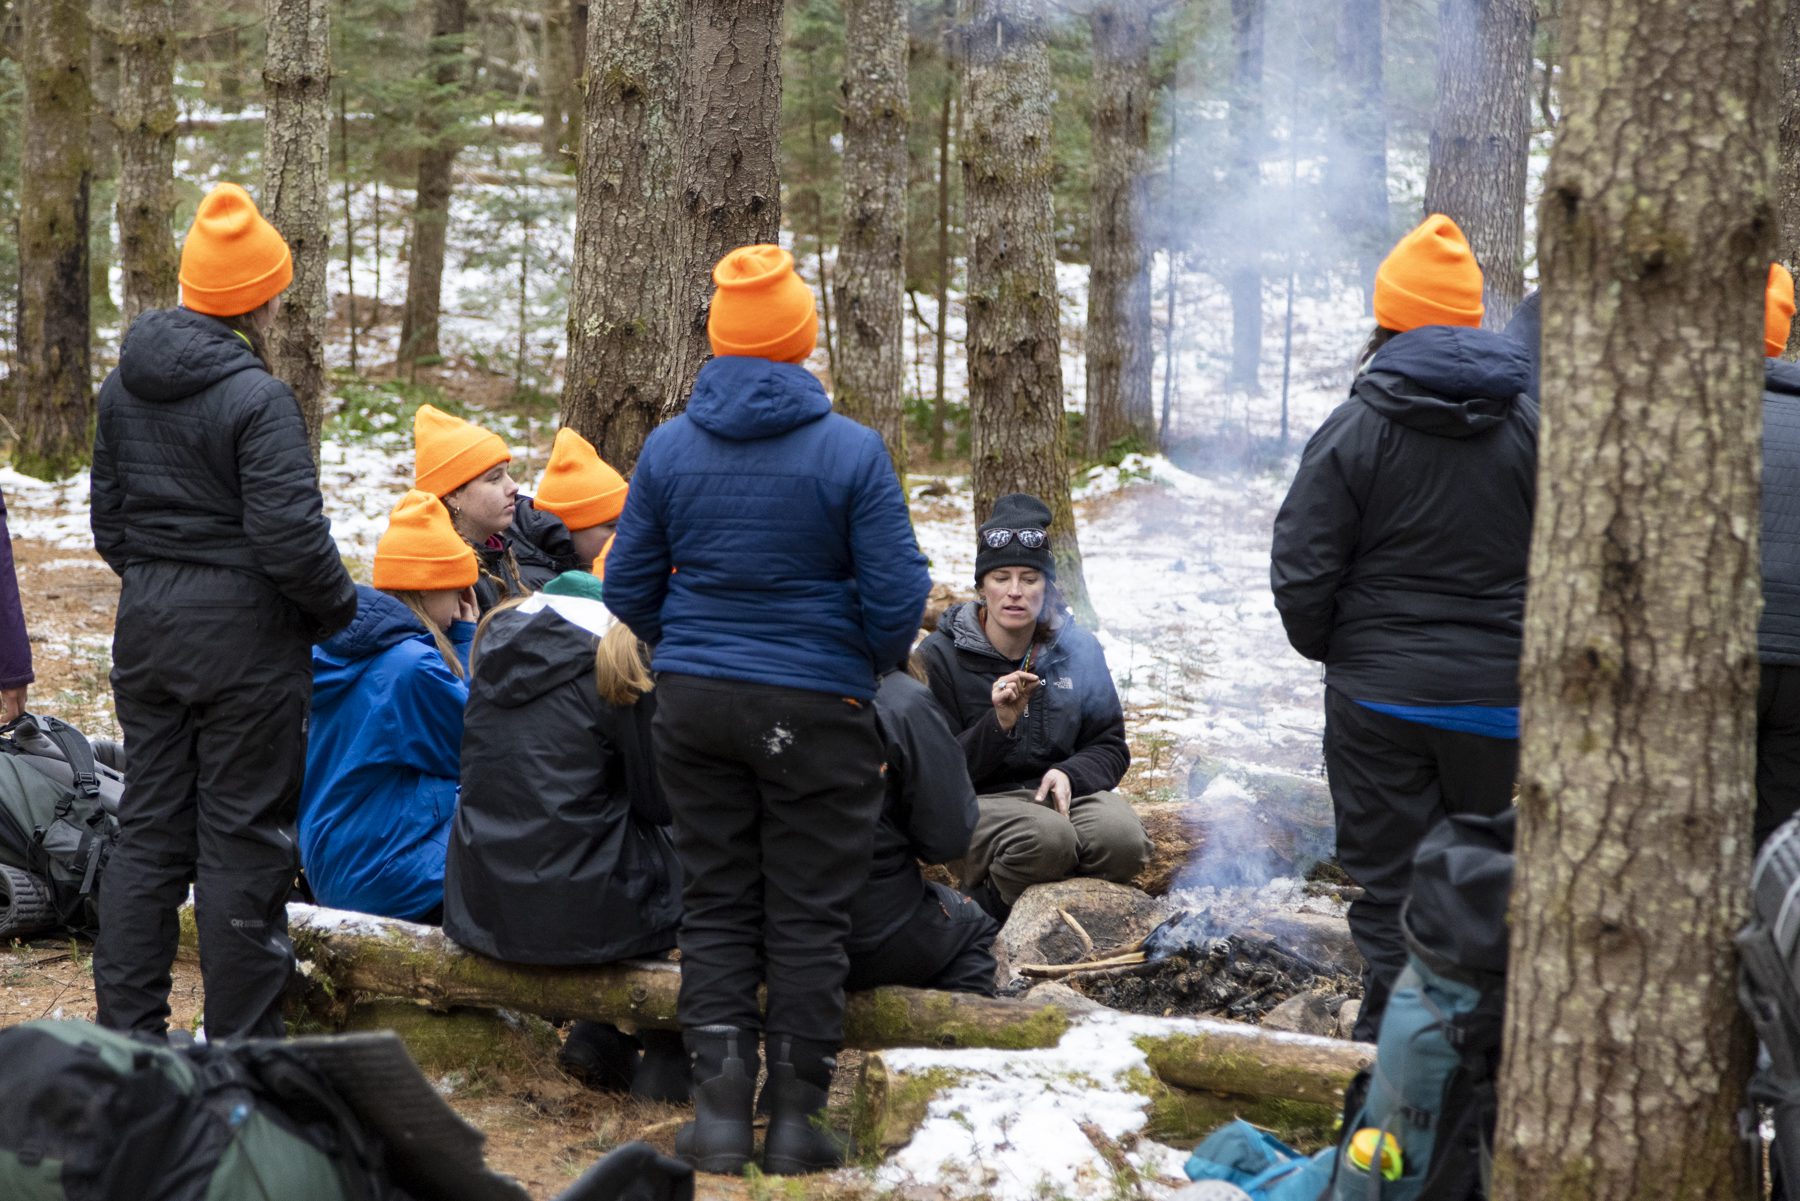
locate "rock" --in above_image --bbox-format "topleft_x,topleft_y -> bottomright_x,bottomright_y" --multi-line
1240,910 -> 1363,979
1335,998 -> 1361,1040
1260,991 -> 1340,1038
1019,979 -> 1103,1014
994,877 -> 1168,985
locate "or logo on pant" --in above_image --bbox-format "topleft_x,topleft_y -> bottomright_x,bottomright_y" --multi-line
229,918 -> 266,929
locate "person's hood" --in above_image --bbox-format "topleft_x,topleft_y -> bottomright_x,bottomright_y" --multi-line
941,600 -> 1065,665
511,494 -> 576,563
319,586 -> 431,662
1769,357 -> 1800,399
117,307 -> 266,402
685,356 -> 832,441
1355,325 -> 1533,438
469,592 -> 613,708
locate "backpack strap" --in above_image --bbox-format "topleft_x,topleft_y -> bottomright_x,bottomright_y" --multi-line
32,715 -> 102,802
233,1043 -> 390,1201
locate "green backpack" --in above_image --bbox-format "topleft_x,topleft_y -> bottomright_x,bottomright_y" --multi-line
0,714 -> 123,938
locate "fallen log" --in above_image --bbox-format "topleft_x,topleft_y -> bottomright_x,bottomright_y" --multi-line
1136,1026 -> 1371,1108
1134,759 -> 1338,895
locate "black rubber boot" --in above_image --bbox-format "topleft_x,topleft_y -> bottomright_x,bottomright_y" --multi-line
674,1026 -> 759,1174
761,1035 -> 847,1175
558,1021 -> 640,1092
631,1028 -> 692,1104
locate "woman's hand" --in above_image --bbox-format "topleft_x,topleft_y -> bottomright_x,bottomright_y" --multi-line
990,669 -> 1041,731
1035,768 -> 1072,817
454,586 -> 480,624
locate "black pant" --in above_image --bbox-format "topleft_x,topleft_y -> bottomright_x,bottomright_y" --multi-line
846,881 -> 999,996
94,569 -> 312,1040
652,674 -> 884,1044
1759,664 -> 1800,851
1322,688 -> 1517,1041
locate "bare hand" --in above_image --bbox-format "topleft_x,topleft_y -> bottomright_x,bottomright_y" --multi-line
454,586 -> 480,624
990,669 -> 1041,731
1035,768 -> 1072,817
1,687 -> 26,723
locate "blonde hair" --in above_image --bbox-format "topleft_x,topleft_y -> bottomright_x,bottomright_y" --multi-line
385,590 -> 466,678
468,596 -> 652,706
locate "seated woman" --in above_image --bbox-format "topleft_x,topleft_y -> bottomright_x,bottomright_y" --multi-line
918,492 -> 1151,921
413,403 -> 530,611
529,428 -> 628,585
848,663 -> 998,995
301,490 -> 479,923
442,570 -> 686,1100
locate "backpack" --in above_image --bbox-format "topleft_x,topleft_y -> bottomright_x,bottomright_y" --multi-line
1324,809 -> 1514,1201
1739,815 -> 1800,1199
0,713 -> 123,938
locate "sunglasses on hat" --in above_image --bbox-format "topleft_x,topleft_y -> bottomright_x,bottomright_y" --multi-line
982,527 -> 1048,549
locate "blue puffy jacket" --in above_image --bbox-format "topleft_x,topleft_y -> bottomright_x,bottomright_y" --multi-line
301,585 -> 474,921
604,356 -> 931,700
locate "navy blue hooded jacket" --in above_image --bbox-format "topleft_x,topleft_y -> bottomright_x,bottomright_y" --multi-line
301,586 -> 473,921
603,356 -> 931,700
1762,359 -> 1800,665
1270,325 -> 1538,706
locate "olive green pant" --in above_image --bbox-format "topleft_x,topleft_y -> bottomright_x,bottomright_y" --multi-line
959,787 -> 1152,904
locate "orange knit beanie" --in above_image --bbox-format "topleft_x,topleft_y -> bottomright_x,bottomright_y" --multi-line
535,428 -> 628,530
179,183 -> 294,317
707,244 -> 819,363
1374,214 -> 1485,332
374,490 -> 479,591
414,404 -> 512,497
1769,263 -> 1796,357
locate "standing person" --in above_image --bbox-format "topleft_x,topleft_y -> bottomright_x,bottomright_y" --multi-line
89,182 -> 357,1040
1756,263 -> 1800,849
917,493 -> 1150,923
529,427 -> 628,582
412,404 -> 525,611
1270,214 -> 1536,1041
0,488 -> 32,721
604,243 -> 930,1175
443,574 -> 686,1101
300,490 -> 479,922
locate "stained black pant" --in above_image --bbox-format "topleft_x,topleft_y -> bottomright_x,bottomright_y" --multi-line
652,674 -> 884,1044
1322,688 -> 1517,1041
1758,664 -> 1800,851
94,566 -> 313,1041
846,881 -> 999,996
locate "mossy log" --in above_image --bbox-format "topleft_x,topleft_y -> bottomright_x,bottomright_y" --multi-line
1136,1027 -> 1372,1107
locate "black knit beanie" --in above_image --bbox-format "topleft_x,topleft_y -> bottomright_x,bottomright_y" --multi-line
975,492 -> 1055,584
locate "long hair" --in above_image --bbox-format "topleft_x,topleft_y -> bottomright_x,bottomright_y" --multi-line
1356,325 -> 1399,373
220,311 -> 270,365
385,589 -> 465,678
595,621 -> 653,706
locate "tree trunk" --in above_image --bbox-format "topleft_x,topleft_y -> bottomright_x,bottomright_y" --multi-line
537,0 -> 570,158
834,0 -> 908,471
88,0 -> 120,325
1329,0 -> 1388,294
1083,1 -> 1154,458
399,0 -> 469,373
560,0 -> 681,472
666,0 -> 784,415
962,0 -> 1091,617
264,0 -> 332,454
1226,0 -> 1262,393
14,0 -> 92,480
1421,0 -> 1533,330
1489,0 -> 1777,1194
1778,0 -> 1800,357
930,0 -> 954,461
114,0 -> 179,325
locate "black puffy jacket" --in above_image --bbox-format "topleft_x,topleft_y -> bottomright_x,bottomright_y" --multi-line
917,601 -> 1129,799
90,308 -> 355,636
508,495 -> 582,591
1270,325 -> 1537,706
1761,359 -> 1800,665
442,593 -> 680,965
1504,290 -> 1541,401
851,670 -> 981,954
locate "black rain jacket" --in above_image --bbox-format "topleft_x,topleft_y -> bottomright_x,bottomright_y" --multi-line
1762,359 -> 1800,665
442,594 -> 681,964
851,670 -> 982,954
917,601 -> 1129,798
90,308 -> 356,638
1270,324 -> 1538,706
508,495 -> 582,591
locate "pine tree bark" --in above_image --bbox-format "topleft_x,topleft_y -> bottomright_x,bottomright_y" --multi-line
667,0 -> 784,414
1489,0 -> 1778,1195
1084,1 -> 1154,457
835,0 -> 908,472
1778,0 -> 1800,355
962,0 -> 1090,616
1226,0 -> 1262,393
88,0 -> 120,323
538,0 -> 570,158
14,0 -> 92,480
930,0 -> 955,462
264,0 -> 332,452
561,0 -> 681,472
1422,0 -> 1532,330
1329,0 -> 1388,293
114,0 -> 179,324
399,0 -> 469,373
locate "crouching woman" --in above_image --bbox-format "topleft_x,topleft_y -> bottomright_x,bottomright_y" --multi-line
300,490 -> 479,923
443,572 -> 686,1100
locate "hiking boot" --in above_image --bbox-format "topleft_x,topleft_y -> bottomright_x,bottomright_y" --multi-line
761,1034 -> 847,1175
630,1028 -> 691,1104
674,1026 -> 759,1174
558,1021 -> 640,1093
